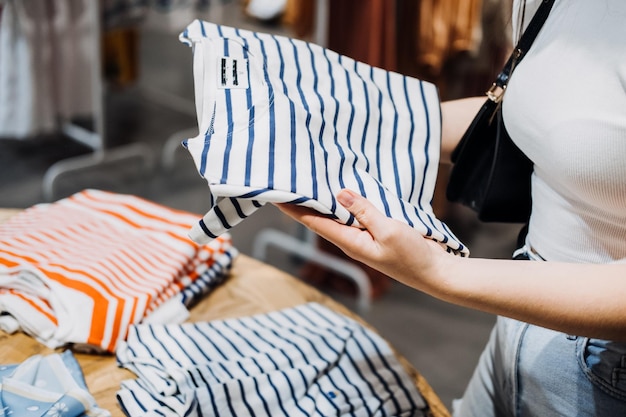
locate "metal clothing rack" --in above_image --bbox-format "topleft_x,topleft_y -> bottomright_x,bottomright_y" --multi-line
42,0 -> 153,201
252,227 -> 372,312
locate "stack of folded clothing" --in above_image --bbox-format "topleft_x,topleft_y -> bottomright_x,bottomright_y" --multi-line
116,302 -> 430,417
0,189 -> 237,352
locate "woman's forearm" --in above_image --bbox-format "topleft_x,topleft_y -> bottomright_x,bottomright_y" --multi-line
432,255 -> 626,341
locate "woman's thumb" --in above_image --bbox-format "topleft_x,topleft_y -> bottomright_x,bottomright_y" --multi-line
336,189 -> 381,231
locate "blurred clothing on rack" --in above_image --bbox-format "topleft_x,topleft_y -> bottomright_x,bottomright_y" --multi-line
416,0 -> 483,77
0,0 -> 95,139
396,0 -> 512,99
326,0 -> 397,71
103,26 -> 140,88
0,0 -> 224,139
281,0 -> 315,40
103,0 -> 222,31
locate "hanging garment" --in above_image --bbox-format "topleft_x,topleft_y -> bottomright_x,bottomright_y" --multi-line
116,302 -> 429,417
326,0 -> 397,71
102,0 -> 149,30
281,0 -> 315,40
52,0 -> 95,121
416,0 -> 483,76
103,26 -> 140,88
0,189 -> 237,352
0,0 -> 95,138
179,20 -> 468,256
0,350 -> 110,417
0,1 -> 57,137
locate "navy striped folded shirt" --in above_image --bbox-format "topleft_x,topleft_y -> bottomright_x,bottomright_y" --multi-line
116,302 -> 429,416
179,20 -> 467,256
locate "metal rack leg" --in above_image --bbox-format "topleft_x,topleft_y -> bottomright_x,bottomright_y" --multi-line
161,127 -> 199,170
42,142 -> 155,201
252,227 -> 372,312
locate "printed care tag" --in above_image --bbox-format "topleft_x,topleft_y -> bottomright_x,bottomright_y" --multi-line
218,57 -> 249,89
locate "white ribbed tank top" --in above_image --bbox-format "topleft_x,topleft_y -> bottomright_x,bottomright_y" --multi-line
504,0 -> 626,263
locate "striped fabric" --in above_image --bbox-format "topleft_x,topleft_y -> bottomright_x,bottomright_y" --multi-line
179,20 -> 468,256
116,302 -> 429,416
0,189 -> 237,352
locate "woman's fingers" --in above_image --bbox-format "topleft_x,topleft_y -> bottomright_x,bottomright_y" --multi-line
336,189 -> 389,238
276,190 -> 394,257
276,189 -> 389,240
276,201 -> 367,248
276,192 -> 443,287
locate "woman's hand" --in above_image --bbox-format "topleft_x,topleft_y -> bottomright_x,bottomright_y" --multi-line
276,189 -> 454,294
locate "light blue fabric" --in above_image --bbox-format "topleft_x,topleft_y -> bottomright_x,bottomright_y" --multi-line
0,351 -> 110,417
454,317 -> 626,417
453,248 -> 626,417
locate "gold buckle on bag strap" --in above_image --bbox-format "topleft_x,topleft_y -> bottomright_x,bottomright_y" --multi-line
486,83 -> 506,103
487,48 -> 522,104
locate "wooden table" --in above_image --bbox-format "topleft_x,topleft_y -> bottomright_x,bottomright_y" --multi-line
0,208 -> 450,417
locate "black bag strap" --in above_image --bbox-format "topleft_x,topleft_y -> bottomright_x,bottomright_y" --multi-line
488,0 -> 555,101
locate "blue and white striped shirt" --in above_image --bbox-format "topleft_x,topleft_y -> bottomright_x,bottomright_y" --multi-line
116,302 -> 429,416
179,20 -> 467,256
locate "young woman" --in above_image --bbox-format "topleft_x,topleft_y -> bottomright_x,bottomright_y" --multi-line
277,0 -> 626,415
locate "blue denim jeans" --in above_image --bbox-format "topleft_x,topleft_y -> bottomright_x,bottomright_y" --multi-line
453,246 -> 626,417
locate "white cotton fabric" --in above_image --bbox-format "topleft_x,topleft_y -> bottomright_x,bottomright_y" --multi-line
116,302 -> 429,417
179,20 -> 468,256
504,0 -> 626,263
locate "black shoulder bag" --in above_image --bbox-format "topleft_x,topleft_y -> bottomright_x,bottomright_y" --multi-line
446,0 -> 554,223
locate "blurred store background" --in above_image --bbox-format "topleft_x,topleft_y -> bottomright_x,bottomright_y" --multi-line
0,0 -> 523,408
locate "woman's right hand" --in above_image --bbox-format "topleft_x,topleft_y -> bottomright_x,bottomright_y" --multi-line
276,189 -> 454,294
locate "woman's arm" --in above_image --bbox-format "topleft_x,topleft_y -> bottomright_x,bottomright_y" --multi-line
276,190 -> 626,341
440,96 -> 485,164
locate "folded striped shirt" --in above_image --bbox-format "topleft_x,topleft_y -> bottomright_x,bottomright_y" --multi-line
116,302 -> 429,416
179,20 -> 468,256
0,189 -> 237,352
